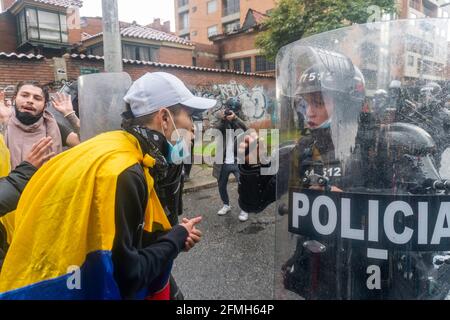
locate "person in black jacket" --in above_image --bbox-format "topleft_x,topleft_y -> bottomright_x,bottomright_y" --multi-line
237,51 -> 367,299
0,136 -> 54,270
0,136 -> 54,216
117,72 -> 217,299
0,72 -> 216,300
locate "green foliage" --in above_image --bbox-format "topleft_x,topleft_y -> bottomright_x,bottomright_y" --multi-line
256,0 -> 397,61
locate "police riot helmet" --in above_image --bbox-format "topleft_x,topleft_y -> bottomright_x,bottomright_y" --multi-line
421,82 -> 442,96
389,80 -> 401,90
376,122 -> 440,193
420,81 -> 442,105
375,89 -> 388,98
373,89 -> 388,112
295,47 -> 365,104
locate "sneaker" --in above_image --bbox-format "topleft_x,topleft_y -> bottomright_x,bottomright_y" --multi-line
217,205 -> 231,216
238,210 -> 249,222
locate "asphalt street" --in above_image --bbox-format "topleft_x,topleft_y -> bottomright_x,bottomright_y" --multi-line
173,151 -> 450,300
172,182 -> 276,300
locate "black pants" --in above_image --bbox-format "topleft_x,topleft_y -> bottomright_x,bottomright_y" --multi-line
183,163 -> 192,178
183,141 -> 195,178
218,164 -> 240,206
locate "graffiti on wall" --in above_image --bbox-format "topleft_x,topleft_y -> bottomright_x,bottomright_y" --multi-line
190,81 -> 276,125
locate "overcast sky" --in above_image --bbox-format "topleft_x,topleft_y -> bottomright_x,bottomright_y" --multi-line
80,0 -> 175,31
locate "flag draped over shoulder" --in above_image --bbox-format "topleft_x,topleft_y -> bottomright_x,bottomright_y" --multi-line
0,131 -> 171,299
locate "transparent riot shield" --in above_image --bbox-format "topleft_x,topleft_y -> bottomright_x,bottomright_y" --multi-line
78,72 -> 132,141
275,18 -> 450,300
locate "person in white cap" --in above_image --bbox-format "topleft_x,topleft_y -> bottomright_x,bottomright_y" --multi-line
121,72 -> 218,299
0,72 -> 216,300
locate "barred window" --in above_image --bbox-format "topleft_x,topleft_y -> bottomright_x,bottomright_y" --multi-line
255,56 -> 275,72
243,57 -> 251,73
222,60 -> 230,70
233,59 -> 242,71
122,44 -> 159,62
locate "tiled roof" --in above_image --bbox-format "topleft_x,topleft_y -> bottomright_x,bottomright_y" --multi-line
70,54 -> 274,78
84,25 -> 193,46
81,32 -> 92,41
29,0 -> 82,8
0,52 -> 44,60
6,0 -> 83,10
251,9 -> 268,25
242,9 -> 268,30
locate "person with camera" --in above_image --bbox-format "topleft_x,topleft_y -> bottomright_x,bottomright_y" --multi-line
212,97 -> 250,222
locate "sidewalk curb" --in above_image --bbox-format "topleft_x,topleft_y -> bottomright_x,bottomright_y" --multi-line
183,181 -> 218,194
183,177 -> 236,194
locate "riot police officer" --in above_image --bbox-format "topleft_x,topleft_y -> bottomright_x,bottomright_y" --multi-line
238,46 -> 366,299
238,45 -> 450,299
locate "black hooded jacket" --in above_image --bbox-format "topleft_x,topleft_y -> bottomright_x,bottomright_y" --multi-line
0,161 -> 37,269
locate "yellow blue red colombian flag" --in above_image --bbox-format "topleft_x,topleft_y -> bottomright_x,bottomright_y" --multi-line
0,131 -> 171,299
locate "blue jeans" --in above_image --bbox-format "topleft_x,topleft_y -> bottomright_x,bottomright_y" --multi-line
218,164 -> 240,206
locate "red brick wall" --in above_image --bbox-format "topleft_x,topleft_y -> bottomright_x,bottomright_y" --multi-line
80,17 -> 103,36
0,56 -> 274,88
194,42 -> 219,68
159,46 -> 193,66
124,64 -> 274,89
146,19 -> 171,33
0,56 -> 275,127
218,32 -> 257,55
80,17 -> 132,36
194,42 -> 219,56
65,57 -> 273,88
0,58 -> 54,87
0,12 -> 17,53
68,29 -> 82,44
195,53 -> 217,69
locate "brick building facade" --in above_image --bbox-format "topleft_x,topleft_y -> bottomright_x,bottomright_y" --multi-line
174,0 -> 276,44
0,53 -> 276,127
211,9 -> 274,75
0,0 -> 275,74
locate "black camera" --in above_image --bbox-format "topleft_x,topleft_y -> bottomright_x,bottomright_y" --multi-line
224,109 -> 233,116
224,97 -> 241,117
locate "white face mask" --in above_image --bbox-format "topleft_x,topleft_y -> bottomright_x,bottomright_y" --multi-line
162,110 -> 191,165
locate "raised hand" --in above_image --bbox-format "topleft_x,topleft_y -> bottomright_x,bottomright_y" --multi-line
24,137 -> 55,169
51,92 -> 74,116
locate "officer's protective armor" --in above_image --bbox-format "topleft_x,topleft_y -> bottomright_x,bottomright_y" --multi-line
240,29 -> 450,298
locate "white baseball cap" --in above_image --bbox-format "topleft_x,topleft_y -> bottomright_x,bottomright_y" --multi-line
123,72 -> 217,117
